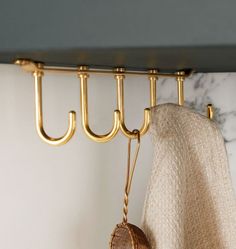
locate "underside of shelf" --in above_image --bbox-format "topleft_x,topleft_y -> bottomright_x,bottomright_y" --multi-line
1,0 -> 236,72
1,46 -> 236,72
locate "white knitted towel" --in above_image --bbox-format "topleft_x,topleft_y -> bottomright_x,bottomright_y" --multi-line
142,103 -> 236,249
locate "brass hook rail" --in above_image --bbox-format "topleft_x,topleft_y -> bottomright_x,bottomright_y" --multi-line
15,59 -> 193,78
15,58 -> 214,145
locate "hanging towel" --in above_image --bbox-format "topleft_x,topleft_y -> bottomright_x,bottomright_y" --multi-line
142,103 -> 236,249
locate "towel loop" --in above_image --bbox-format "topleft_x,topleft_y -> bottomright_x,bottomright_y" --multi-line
110,130 -> 150,249
123,129 -> 141,223
78,66 -> 120,143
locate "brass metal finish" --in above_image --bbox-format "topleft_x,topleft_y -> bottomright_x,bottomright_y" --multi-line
123,130 -> 140,223
176,71 -> 185,106
15,59 -> 39,72
207,104 -> 214,120
110,131 -> 151,249
78,67 -> 120,142
16,59 -> 76,145
34,69 -> 76,146
149,70 -> 158,107
115,68 -> 151,139
15,59 -> 192,77
16,59 -> 195,144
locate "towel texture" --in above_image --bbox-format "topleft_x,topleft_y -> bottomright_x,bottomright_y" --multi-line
142,104 -> 236,249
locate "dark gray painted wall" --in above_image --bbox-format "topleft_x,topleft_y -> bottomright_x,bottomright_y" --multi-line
1,0 -> 236,71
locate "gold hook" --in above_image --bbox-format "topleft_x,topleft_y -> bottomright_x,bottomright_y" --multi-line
176,69 -> 214,120
115,68 -> 156,139
149,69 -> 158,107
176,71 -> 185,106
207,104 -> 214,120
34,67 -> 76,146
78,66 -> 120,142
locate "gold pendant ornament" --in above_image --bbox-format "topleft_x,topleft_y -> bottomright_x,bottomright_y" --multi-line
109,130 -> 150,249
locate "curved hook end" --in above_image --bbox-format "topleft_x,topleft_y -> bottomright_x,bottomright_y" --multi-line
140,108 -> 151,136
68,110 -> 76,134
82,110 -> 120,143
207,104 -> 214,120
37,111 -> 76,146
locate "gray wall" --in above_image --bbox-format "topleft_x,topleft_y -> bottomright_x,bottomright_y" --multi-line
1,0 -> 236,71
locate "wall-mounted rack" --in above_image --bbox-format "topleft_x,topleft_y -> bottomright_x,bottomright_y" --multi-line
15,59 -> 213,146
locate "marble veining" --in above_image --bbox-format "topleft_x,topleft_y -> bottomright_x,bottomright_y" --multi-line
158,73 -> 236,140
157,73 -> 236,190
